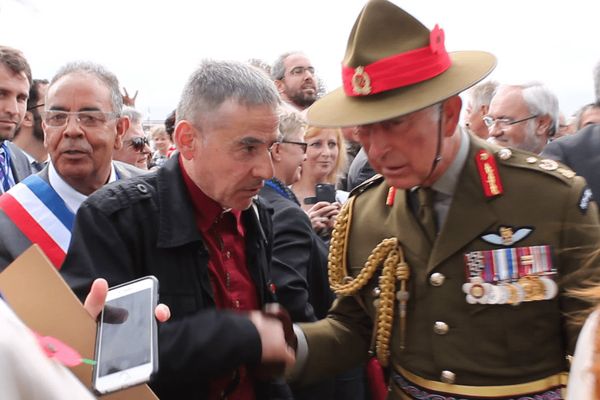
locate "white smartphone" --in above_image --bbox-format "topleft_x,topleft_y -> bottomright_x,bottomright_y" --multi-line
92,276 -> 159,395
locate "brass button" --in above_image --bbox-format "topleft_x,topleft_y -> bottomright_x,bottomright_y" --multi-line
429,273 -> 445,287
440,370 -> 455,384
433,321 -> 449,335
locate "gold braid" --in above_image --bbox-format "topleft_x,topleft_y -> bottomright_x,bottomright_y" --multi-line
328,195 -> 410,367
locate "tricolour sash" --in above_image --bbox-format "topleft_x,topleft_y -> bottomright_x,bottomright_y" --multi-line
0,175 -> 74,268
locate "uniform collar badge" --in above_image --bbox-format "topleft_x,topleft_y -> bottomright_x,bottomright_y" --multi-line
480,225 -> 533,246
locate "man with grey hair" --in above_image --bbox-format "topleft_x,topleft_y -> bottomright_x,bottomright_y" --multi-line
462,80 -> 498,139
486,82 -> 559,154
272,52 -> 318,111
60,60 -> 295,400
0,61 -> 143,271
113,106 -> 151,169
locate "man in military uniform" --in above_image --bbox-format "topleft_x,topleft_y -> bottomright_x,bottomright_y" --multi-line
289,1 -> 600,399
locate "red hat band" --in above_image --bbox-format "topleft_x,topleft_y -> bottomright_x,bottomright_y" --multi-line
342,25 -> 451,97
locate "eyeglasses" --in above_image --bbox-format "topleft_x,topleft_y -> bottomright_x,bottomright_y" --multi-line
287,66 -> 315,77
280,140 -> 308,153
43,110 -> 119,128
125,136 -> 150,152
482,114 -> 538,129
27,103 -> 44,111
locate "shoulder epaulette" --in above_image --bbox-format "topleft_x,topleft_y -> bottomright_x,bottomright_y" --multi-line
349,174 -> 385,198
493,147 -> 576,186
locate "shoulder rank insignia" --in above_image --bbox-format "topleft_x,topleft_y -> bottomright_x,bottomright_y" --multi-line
480,226 -> 533,246
579,187 -> 593,214
475,150 -> 503,198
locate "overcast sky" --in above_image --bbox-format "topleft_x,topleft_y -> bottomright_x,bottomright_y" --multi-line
1,0 -> 598,122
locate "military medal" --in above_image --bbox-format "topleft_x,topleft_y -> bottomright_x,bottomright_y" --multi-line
462,245 -> 557,305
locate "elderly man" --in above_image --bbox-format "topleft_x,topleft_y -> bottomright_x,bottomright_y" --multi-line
59,60 -> 294,400
486,82 -> 559,154
289,1 -> 600,399
113,106 -> 151,169
0,46 -> 34,193
0,62 -> 143,270
272,52 -> 318,111
462,80 -> 498,140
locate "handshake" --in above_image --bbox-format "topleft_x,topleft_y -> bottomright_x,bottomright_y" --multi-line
248,303 -> 297,379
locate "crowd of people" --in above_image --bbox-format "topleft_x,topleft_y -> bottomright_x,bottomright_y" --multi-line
2,0 -> 600,399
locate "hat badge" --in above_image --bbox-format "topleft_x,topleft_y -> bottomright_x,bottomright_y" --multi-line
352,66 -> 372,95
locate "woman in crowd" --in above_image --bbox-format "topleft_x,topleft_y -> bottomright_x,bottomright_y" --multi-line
291,126 -> 347,238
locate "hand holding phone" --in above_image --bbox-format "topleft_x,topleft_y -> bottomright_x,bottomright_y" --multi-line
92,276 -> 159,395
304,183 -> 337,205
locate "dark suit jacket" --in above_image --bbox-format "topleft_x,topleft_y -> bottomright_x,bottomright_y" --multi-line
0,160 -> 145,271
542,124 -> 600,202
6,142 -> 32,184
259,185 -> 333,322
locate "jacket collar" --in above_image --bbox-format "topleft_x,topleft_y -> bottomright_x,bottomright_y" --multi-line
156,155 -> 204,248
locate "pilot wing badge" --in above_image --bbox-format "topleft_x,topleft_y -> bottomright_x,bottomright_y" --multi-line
480,226 -> 533,246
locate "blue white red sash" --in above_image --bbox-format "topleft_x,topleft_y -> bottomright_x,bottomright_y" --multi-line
0,175 -> 74,269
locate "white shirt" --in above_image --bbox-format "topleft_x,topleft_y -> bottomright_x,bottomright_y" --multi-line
48,161 -> 117,214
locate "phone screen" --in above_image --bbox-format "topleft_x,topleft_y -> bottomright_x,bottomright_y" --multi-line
98,288 -> 153,377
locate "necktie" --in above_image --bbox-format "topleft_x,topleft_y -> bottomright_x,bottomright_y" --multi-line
417,187 -> 437,242
0,147 -> 11,193
31,161 -> 45,173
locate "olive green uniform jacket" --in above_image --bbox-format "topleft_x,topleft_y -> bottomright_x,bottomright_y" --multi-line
297,136 -> 600,398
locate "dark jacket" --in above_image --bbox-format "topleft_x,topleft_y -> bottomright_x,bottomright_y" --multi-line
61,156 -> 282,400
6,142 -> 31,184
259,185 -> 333,322
542,123 -> 600,202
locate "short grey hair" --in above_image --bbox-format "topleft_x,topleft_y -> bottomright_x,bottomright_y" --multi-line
121,106 -> 143,124
176,60 -> 280,128
277,108 -> 306,141
467,80 -> 498,110
49,61 -> 123,114
574,102 -> 600,130
271,52 -> 300,80
495,82 -> 559,137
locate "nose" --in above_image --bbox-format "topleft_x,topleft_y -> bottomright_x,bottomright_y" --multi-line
487,122 -> 502,137
0,96 -> 19,117
63,114 -> 85,137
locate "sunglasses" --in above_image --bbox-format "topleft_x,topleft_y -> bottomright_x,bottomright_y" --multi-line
125,136 -> 150,152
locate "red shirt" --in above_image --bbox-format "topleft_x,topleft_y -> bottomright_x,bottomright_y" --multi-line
180,156 -> 259,400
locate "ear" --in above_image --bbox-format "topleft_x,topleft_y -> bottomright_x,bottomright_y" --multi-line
478,104 -> 489,117
22,111 -> 34,128
174,120 -> 198,160
442,95 -> 462,137
113,116 -> 130,150
535,115 -> 552,137
274,80 -> 286,96
271,142 -> 283,163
